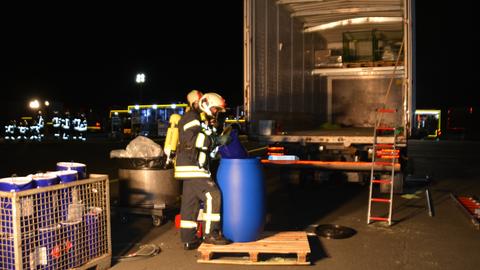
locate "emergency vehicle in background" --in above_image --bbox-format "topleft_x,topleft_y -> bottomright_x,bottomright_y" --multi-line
414,109 -> 441,139
109,103 -> 188,139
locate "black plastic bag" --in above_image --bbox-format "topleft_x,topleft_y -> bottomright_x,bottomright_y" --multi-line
113,156 -> 166,170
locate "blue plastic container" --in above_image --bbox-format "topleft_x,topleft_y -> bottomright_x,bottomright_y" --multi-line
32,173 -> 59,187
0,234 -> 14,269
85,207 -> 102,260
50,170 -> 78,222
37,225 -> 62,270
217,158 -> 265,242
53,170 -> 78,183
57,162 -> 87,180
218,129 -> 248,159
61,220 -> 84,268
0,176 -> 35,234
0,176 -> 35,192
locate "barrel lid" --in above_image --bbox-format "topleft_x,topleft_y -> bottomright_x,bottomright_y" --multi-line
53,170 -> 78,176
57,162 -> 86,168
0,176 -> 32,185
32,172 -> 58,180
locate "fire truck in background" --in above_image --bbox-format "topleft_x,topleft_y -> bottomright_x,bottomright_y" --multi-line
109,103 -> 188,139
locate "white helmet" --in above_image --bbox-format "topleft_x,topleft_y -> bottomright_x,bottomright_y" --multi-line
187,90 -> 203,107
199,93 -> 226,116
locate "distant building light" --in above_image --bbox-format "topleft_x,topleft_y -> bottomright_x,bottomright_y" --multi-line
136,73 -> 146,84
152,104 -> 158,109
44,101 -> 50,107
29,100 -> 40,109
128,110 -> 132,114
114,112 -> 119,116
171,104 -> 177,109
134,105 -> 140,110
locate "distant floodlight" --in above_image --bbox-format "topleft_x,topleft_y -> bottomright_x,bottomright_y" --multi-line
44,101 -> 50,107
29,100 -> 40,109
152,104 -> 158,109
134,105 -> 140,110
135,73 -> 146,84
171,104 -> 177,109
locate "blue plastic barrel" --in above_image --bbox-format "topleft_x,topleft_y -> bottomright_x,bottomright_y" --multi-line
37,225 -> 61,270
0,176 -> 35,192
0,234 -> 14,269
0,176 -> 35,234
53,170 -> 78,183
50,170 -> 78,222
57,162 -> 87,179
217,158 -> 265,242
61,220 -> 84,268
32,173 -> 59,187
85,207 -> 103,259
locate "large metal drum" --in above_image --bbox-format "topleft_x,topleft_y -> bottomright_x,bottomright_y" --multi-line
118,168 -> 180,208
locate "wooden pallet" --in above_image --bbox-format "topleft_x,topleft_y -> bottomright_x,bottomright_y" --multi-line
197,231 -> 310,265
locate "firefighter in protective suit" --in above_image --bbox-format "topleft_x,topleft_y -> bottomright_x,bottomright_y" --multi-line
175,91 -> 231,250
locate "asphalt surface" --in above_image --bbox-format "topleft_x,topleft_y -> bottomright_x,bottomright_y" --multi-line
1,138 -> 479,269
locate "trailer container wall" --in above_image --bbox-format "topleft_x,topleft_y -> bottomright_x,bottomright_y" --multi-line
248,0 -> 324,133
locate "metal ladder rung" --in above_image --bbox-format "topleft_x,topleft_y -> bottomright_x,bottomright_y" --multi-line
377,149 -> 399,154
371,198 -> 391,203
369,217 -> 389,222
372,179 -> 392,184
378,155 -> 400,159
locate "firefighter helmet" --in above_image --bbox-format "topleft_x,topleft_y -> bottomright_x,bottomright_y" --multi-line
198,93 -> 226,117
187,90 -> 203,107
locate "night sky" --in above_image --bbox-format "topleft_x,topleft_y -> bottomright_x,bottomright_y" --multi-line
0,1 -> 476,122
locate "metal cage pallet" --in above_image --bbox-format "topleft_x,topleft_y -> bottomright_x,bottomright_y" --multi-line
0,174 -> 112,270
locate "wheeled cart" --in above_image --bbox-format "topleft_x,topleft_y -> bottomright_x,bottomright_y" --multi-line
116,166 -> 180,226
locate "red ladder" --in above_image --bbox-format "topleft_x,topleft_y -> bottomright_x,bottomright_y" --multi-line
367,108 -> 399,226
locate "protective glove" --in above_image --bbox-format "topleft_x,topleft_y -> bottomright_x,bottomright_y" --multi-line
215,134 -> 232,146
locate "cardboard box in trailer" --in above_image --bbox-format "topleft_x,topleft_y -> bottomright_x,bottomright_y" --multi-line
244,0 -> 415,167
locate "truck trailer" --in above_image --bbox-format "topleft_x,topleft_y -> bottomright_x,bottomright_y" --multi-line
244,0 -> 415,174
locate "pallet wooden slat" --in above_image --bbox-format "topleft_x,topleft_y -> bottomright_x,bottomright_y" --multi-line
197,231 -> 311,265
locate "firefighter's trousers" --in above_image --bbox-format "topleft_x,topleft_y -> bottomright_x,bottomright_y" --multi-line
180,178 -> 222,243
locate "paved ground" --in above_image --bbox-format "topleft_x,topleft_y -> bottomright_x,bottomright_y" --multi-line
1,139 -> 480,269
